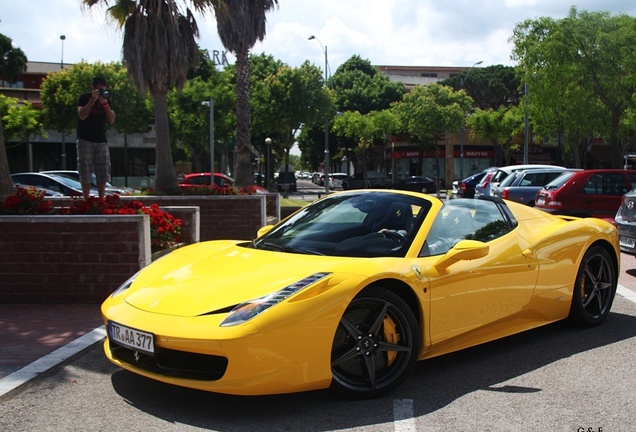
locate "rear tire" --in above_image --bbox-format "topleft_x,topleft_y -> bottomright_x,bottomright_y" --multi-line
568,246 -> 617,327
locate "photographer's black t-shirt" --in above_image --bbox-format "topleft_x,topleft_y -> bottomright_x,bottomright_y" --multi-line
76,92 -> 111,143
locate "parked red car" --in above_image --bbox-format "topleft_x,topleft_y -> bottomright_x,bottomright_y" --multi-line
535,169 -> 636,220
179,173 -> 267,193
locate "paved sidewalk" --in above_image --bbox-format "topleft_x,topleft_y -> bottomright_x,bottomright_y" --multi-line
1,253 -> 636,398
0,303 -> 104,396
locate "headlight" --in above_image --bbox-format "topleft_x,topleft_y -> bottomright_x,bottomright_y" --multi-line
220,272 -> 331,327
111,272 -> 138,297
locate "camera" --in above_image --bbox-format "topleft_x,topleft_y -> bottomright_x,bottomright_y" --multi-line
99,89 -> 110,99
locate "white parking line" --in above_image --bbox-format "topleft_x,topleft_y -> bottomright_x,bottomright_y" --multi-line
618,284 -> 636,304
0,327 -> 106,398
394,399 -> 417,431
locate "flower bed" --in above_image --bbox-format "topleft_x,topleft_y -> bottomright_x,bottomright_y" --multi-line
1,189 -> 183,253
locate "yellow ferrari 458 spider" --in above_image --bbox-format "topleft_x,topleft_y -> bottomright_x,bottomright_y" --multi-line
102,190 -> 619,398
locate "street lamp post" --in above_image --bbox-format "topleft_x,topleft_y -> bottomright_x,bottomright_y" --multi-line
459,60 -> 482,179
524,80 -> 529,164
60,35 -> 66,69
308,35 -> 330,196
265,137 -> 272,190
202,100 -> 215,180
60,35 -> 67,169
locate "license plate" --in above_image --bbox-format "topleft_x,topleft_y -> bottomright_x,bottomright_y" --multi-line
536,195 -> 545,206
108,321 -> 154,354
619,236 -> 636,249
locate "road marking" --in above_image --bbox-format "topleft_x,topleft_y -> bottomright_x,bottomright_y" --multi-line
394,399 -> 417,431
618,284 -> 636,304
0,327 -> 106,398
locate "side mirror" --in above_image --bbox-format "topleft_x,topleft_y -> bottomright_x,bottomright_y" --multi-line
256,225 -> 274,238
434,240 -> 489,271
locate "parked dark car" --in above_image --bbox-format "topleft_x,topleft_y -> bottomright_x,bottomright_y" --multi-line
276,167 -> 297,193
393,176 -> 437,193
451,168 -> 496,199
342,171 -> 392,190
535,169 -> 636,220
11,172 -> 100,197
492,167 -> 574,206
615,189 -> 636,254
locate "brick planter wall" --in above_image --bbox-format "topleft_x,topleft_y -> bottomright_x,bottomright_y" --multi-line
0,194 -> 274,303
0,215 -> 150,303
51,193 -> 278,242
123,195 -> 275,241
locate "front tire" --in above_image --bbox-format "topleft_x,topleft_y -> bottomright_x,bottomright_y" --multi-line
331,286 -> 420,398
568,245 -> 617,326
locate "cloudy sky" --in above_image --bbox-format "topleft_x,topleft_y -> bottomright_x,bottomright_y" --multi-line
2,1 -> 636,73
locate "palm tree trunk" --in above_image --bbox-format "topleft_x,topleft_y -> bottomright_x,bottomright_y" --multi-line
0,116 -> 14,201
152,92 -> 180,195
234,48 -> 253,188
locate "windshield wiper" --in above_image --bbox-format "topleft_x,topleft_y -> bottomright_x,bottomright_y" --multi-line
259,242 -> 323,255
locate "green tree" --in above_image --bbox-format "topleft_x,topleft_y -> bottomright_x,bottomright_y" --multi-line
439,64 -> 521,110
40,61 -> 152,138
212,0 -> 279,188
0,33 -> 28,200
254,62 -> 334,193
330,55 -> 406,114
392,83 -> 473,188
511,7 -> 636,167
83,0 -> 212,194
332,109 -> 398,185
299,55 -> 405,173
248,53 -> 285,143
168,70 -> 235,172
0,94 -> 44,146
467,106 -> 524,166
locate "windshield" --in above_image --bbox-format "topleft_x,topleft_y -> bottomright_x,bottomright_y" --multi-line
46,173 -> 83,189
250,191 -> 432,257
498,171 -> 520,188
543,171 -> 576,190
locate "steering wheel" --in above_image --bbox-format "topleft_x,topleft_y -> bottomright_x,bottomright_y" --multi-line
381,229 -> 406,244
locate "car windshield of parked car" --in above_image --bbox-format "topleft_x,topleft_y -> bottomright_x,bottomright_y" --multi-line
46,173 -> 83,189
543,172 -> 576,190
250,191 -> 432,257
498,171 -> 520,188
420,199 -> 514,257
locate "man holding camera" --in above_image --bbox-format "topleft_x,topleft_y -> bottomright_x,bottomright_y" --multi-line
76,76 -> 116,200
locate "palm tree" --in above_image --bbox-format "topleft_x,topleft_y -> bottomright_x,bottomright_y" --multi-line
212,0 -> 278,187
0,33 -> 28,200
83,0 -> 216,194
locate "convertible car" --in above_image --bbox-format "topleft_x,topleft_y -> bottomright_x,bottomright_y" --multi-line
102,190 -> 619,398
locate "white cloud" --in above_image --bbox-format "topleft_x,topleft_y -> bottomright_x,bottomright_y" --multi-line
2,0 -> 636,72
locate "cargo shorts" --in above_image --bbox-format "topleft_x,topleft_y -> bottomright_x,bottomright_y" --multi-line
76,139 -> 111,185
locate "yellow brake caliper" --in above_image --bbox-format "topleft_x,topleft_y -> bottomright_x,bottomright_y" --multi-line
383,315 -> 400,365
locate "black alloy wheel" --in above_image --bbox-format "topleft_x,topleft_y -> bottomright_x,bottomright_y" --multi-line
569,245 -> 617,326
331,286 -> 420,398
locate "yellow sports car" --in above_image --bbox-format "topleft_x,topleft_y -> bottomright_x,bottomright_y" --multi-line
102,190 -> 619,398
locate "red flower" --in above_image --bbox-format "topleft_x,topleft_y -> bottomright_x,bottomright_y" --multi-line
1,190 -> 182,252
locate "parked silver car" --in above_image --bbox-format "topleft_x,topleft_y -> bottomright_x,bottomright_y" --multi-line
492,167 -> 576,206
475,164 -> 565,198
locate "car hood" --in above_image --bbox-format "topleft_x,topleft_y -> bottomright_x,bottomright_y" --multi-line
123,241 -> 355,317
